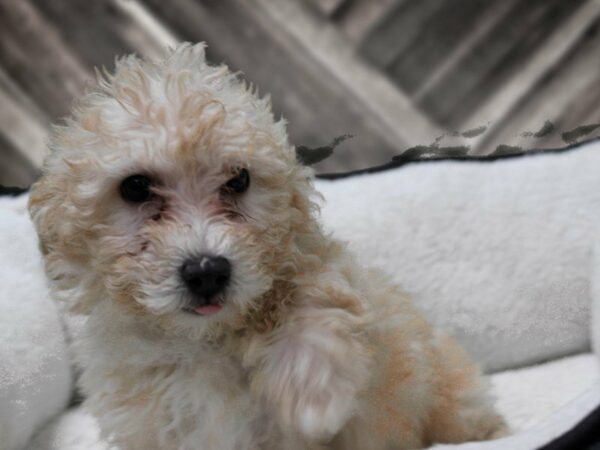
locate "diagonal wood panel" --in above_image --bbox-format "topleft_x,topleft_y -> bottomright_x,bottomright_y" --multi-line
335,0 -> 402,44
0,0 -> 90,119
29,0 -> 178,69
472,12 -> 600,153
141,0 -> 416,171
0,0 -> 598,184
416,0 -> 587,127
389,0 -> 499,97
359,0 -> 444,70
257,0 -> 441,145
468,0 -> 600,152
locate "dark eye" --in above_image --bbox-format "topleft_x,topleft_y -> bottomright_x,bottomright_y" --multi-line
119,175 -> 153,203
223,168 -> 250,194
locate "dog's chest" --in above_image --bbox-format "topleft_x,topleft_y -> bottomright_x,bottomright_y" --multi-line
78,316 -> 297,449
154,357 -> 261,447
89,353 -> 276,449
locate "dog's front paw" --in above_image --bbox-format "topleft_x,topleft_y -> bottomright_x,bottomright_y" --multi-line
250,333 -> 367,442
292,382 -> 354,441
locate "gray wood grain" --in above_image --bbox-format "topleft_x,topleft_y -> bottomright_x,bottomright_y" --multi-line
142,0 -> 405,172
305,0 -> 347,17
359,0 -> 443,69
336,0 -> 402,43
29,0 -> 177,69
387,0 -> 490,95
0,0 -> 597,178
417,0 -> 585,127
0,132 -> 39,187
0,80 -> 48,169
475,14 -> 600,153
0,0 -> 91,119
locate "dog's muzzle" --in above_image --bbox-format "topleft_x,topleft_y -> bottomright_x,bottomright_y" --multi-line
181,255 -> 231,316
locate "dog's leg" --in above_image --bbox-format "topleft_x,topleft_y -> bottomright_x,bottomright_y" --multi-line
244,289 -> 371,444
424,334 -> 509,444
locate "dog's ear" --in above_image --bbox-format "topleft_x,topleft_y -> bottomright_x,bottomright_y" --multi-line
29,167 -> 100,314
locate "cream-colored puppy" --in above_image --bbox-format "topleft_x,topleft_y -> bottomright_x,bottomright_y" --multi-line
29,43 -> 506,450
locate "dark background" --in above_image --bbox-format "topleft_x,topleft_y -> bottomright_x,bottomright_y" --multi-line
1,0 -> 599,186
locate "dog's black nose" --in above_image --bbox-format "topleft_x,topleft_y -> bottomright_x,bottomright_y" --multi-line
181,255 -> 231,301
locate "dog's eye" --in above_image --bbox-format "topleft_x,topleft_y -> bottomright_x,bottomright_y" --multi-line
120,175 -> 153,203
223,168 -> 250,194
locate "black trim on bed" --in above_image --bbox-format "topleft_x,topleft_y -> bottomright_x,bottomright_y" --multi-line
316,137 -> 600,180
536,403 -> 600,450
0,185 -> 29,196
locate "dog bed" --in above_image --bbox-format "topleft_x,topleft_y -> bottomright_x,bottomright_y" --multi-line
1,140 -> 599,449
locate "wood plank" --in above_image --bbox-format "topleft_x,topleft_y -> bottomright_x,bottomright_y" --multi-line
111,0 -> 179,58
258,0 -> 442,145
470,13 -> 600,153
0,81 -> 48,169
388,0 -> 507,96
29,0 -> 178,71
336,0 -> 401,43
305,0 -> 347,17
410,0 -> 517,104
467,0 -> 600,152
358,0 -> 444,70
0,0 -> 90,119
0,0 -> 179,176
417,0 -> 585,127
142,0 -> 433,172
561,88 -> 600,144
0,132 -> 40,188
28,0 -> 131,70
0,64 -> 49,128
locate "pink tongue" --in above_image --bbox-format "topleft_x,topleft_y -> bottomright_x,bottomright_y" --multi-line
193,304 -> 222,316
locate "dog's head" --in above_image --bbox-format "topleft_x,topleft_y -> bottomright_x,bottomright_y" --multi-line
29,43 -> 323,338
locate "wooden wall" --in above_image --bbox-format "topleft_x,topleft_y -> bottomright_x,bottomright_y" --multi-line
1,0 -> 599,187
309,0 -> 600,151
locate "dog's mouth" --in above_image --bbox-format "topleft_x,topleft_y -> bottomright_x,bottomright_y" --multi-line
182,296 -> 224,316
183,304 -> 223,316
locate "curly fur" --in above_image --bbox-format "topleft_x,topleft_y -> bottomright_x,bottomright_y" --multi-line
29,43 -> 506,449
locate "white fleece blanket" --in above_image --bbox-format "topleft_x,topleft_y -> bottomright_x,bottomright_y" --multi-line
0,195 -> 72,450
316,144 -> 600,372
1,143 -> 600,449
433,379 -> 600,450
25,354 -> 600,450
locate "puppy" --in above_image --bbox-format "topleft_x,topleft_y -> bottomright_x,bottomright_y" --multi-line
29,43 -> 506,449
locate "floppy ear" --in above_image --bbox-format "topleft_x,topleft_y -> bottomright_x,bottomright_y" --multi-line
28,165 -> 101,315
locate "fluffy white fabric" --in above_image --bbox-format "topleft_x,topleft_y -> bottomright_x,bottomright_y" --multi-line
28,408 -> 109,450
0,195 -> 73,450
592,241 -> 600,362
433,380 -> 600,450
26,354 -> 599,449
491,353 -> 599,432
316,144 -> 600,372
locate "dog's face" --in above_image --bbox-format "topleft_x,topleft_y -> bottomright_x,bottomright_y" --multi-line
29,44 -> 319,338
